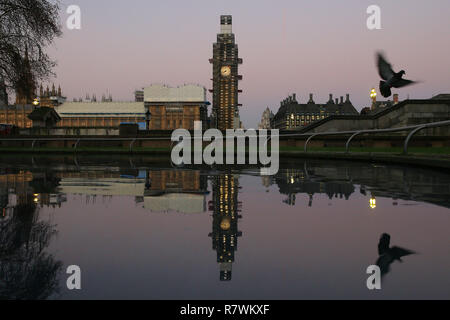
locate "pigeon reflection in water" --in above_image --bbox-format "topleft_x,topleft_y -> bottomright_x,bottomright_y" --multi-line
376,233 -> 415,279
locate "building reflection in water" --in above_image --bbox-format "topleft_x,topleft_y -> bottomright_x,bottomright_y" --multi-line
208,174 -> 242,281
1,158 -> 449,295
0,170 -> 62,300
274,168 -> 354,207
141,170 -> 208,213
270,162 -> 450,209
57,169 -> 208,214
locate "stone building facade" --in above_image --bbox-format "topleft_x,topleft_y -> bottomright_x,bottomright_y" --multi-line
258,107 -> 274,129
3,83 -> 209,131
1,82 -> 65,128
144,84 -> 209,130
272,93 -> 359,130
295,95 -> 450,136
0,105 -> 33,128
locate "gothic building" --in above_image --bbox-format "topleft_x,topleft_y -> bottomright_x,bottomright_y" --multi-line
0,51 -> 36,128
258,107 -> 274,129
15,47 -> 36,106
272,93 -> 359,130
0,78 -> 8,106
39,83 -> 66,108
0,82 -> 65,128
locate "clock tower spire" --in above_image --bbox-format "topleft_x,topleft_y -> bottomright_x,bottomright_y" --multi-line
209,15 -> 243,130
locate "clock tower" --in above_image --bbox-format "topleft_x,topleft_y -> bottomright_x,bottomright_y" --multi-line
209,15 -> 243,130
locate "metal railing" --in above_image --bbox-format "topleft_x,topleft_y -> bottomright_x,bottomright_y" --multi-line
279,119 -> 450,154
0,119 -> 449,155
0,136 -> 171,153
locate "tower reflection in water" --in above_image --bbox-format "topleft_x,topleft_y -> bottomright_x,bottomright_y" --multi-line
208,174 -> 242,281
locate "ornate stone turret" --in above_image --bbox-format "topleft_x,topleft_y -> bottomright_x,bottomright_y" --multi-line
15,46 -> 36,105
0,78 -> 8,106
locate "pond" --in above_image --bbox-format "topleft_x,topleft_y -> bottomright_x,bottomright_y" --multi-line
0,155 -> 449,300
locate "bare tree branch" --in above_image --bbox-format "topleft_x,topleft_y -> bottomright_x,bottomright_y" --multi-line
0,0 -> 62,101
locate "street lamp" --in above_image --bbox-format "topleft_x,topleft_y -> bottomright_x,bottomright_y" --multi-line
370,88 -> 377,111
32,98 -> 40,107
145,109 -> 151,130
370,196 -> 377,209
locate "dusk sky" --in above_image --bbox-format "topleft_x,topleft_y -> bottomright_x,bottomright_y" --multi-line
49,0 -> 450,127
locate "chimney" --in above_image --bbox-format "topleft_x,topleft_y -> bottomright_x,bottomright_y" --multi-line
335,98 -> 338,105
393,94 -> 399,104
346,94 -> 350,103
293,93 -> 296,102
309,93 -> 314,103
329,94 -> 333,102
340,96 -> 344,104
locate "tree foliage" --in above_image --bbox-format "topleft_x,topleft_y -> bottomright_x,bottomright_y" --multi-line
0,0 -> 62,96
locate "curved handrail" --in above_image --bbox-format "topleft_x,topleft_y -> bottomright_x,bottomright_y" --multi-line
346,131 -> 365,153
403,125 -> 427,155
129,138 -> 137,153
304,134 -> 319,152
74,138 -> 81,152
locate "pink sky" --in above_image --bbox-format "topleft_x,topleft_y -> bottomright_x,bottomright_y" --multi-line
48,0 -> 450,127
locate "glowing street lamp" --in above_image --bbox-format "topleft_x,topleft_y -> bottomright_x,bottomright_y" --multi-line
370,196 -> 377,209
370,88 -> 377,101
32,98 -> 40,107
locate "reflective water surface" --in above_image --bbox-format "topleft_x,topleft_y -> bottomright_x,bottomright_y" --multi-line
1,155 -> 449,300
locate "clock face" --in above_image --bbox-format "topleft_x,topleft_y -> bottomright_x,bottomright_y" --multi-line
221,66 -> 231,77
220,218 -> 231,231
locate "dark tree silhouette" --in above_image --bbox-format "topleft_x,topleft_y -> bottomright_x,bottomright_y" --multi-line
0,202 -> 62,300
0,0 -> 62,98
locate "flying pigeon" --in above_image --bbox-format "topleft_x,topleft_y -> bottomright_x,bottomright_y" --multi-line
376,52 -> 417,98
376,233 -> 415,278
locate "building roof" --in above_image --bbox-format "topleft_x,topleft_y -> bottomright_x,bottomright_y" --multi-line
27,107 -> 61,121
144,84 -> 206,103
55,102 -> 145,118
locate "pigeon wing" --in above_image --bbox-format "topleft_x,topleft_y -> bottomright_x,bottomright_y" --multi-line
377,53 -> 395,80
392,79 -> 416,88
390,246 -> 415,259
